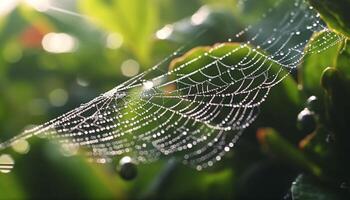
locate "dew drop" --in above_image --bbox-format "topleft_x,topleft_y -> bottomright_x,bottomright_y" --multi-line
118,156 -> 137,181
143,80 -> 154,90
0,154 -> 15,174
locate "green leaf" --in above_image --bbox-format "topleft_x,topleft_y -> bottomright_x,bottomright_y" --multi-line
79,0 -> 159,64
335,40 -> 350,80
299,31 -> 342,97
321,67 -> 350,180
308,0 -> 350,38
291,174 -> 347,200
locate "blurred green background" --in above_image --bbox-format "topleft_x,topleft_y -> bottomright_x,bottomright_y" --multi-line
0,0 -> 350,199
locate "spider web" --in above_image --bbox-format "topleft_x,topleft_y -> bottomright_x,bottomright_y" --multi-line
0,0 -> 344,170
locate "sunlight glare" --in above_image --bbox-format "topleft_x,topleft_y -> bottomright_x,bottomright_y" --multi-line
42,32 -> 77,53
156,24 -> 173,40
0,0 -> 19,17
191,6 -> 210,25
106,33 -> 123,49
121,59 -> 140,77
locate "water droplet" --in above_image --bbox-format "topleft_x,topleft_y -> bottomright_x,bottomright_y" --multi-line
0,154 -> 15,174
297,108 -> 316,134
143,81 -> 154,90
118,156 -> 137,180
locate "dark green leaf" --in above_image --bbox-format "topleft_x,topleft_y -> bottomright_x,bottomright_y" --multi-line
299,31 -> 342,97
308,0 -> 350,38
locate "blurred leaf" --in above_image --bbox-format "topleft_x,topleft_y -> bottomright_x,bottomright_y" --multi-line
236,161 -> 297,199
79,0 -> 159,64
148,163 -> 234,200
201,0 -> 236,9
0,10 -> 27,49
163,6 -> 244,46
237,0 -> 279,23
291,174 -> 347,200
9,138 -> 126,199
308,0 -> 350,38
298,126 -> 346,183
0,173 -> 26,200
158,0 -> 202,23
321,67 -> 350,181
257,128 -> 322,176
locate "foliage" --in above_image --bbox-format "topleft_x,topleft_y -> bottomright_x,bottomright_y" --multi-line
308,0 -> 350,38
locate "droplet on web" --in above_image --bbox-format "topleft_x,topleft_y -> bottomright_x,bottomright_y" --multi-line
118,156 -> 137,180
0,154 -> 15,174
143,80 -> 154,90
